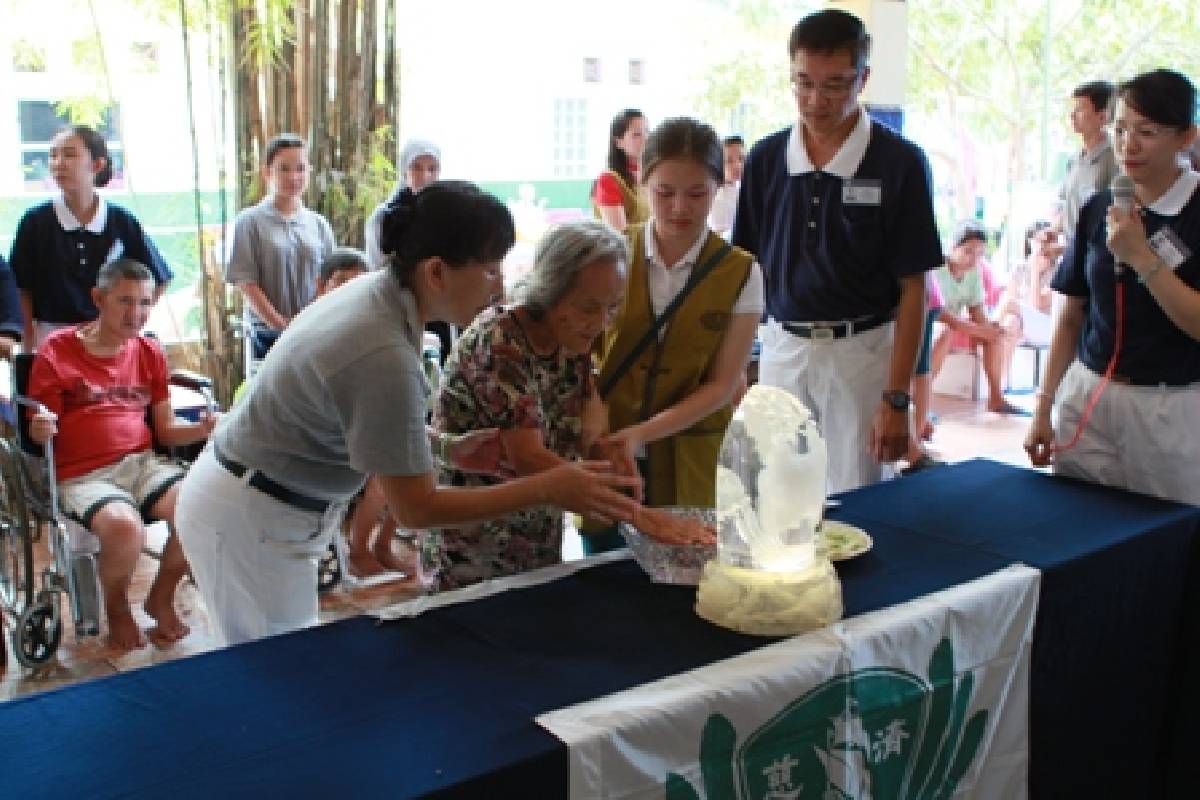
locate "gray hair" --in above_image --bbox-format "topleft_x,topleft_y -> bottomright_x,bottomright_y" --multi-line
97,258 -> 154,291
514,219 -> 629,317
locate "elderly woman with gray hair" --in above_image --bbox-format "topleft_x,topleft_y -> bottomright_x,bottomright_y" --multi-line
422,219 -> 633,591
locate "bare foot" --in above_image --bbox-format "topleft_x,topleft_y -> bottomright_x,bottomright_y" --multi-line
346,549 -> 388,579
105,606 -> 147,651
144,591 -> 190,646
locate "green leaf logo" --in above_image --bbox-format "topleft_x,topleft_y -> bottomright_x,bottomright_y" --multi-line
666,638 -> 988,799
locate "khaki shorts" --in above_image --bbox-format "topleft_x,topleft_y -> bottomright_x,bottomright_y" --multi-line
59,451 -> 185,528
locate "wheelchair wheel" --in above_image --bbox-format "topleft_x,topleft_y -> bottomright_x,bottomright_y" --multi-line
0,438 -> 35,614
317,541 -> 341,593
14,597 -> 61,668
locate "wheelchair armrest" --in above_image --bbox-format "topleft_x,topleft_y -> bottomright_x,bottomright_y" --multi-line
169,369 -> 213,393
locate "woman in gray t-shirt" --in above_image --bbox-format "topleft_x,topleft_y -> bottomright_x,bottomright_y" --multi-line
225,133 -> 335,359
176,181 -> 640,646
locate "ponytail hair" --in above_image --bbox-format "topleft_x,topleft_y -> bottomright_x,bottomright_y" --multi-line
377,180 -> 515,287
66,125 -> 113,187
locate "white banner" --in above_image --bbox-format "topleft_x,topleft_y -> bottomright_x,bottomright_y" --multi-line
537,564 -> 1040,800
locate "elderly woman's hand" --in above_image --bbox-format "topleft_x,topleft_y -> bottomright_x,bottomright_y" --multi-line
591,429 -> 643,501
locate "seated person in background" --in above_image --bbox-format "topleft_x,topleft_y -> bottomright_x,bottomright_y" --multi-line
931,221 -> 1023,414
28,259 -> 216,650
1000,220 -> 1063,349
424,219 -> 634,591
314,246 -> 369,299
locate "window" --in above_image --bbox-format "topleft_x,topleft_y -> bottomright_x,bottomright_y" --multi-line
583,57 -> 601,83
17,101 -> 123,191
628,58 -> 645,85
552,98 -> 588,178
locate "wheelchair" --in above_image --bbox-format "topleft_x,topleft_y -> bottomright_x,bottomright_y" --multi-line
0,354 -> 215,668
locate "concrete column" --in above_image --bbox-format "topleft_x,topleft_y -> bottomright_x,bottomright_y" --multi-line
828,0 -> 908,129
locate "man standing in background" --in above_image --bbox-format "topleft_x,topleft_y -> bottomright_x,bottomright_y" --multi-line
1057,80 -> 1118,241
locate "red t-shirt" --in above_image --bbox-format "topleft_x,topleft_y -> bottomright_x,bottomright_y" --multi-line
592,161 -> 639,206
593,173 -> 626,206
28,327 -> 169,480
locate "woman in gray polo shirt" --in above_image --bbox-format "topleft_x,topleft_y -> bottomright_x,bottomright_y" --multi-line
176,181 -> 640,645
225,133 -> 335,359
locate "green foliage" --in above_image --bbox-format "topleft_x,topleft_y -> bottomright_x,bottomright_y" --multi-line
312,125 -> 398,248
154,231 -> 204,289
909,0 -> 1200,184
54,96 -> 114,130
691,0 -> 819,144
237,0 -> 297,70
11,39 -> 47,72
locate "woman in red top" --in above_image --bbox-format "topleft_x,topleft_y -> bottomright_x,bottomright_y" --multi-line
592,109 -> 649,231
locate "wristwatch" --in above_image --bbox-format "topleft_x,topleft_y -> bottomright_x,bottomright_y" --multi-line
881,390 -> 911,411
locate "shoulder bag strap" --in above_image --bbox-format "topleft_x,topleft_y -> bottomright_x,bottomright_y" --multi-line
599,242 -> 731,398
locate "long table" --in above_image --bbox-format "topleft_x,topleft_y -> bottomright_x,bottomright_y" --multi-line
2,459 -> 1198,798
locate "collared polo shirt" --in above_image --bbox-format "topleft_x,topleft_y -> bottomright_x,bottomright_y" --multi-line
1054,169 -> 1200,385
732,111 -> 943,322
224,199 -> 335,326
216,270 -> 432,501
8,196 -> 172,323
1060,133 -> 1118,238
640,219 -> 764,323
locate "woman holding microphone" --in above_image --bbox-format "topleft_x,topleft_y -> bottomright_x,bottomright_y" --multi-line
1025,69 -> 1200,504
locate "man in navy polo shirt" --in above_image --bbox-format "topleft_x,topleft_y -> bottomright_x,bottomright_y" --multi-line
733,8 -> 943,492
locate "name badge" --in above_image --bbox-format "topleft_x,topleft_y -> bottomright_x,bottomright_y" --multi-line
1148,227 -> 1191,269
843,179 -> 882,206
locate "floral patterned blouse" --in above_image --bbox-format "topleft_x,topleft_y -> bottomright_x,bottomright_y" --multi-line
424,305 -> 592,591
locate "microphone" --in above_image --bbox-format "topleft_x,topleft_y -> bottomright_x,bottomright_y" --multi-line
1111,174 -> 1136,275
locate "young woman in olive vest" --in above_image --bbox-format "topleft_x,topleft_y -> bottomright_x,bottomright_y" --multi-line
588,118 -> 763,552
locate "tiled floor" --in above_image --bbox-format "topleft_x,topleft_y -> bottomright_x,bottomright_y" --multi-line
0,391 -> 1041,699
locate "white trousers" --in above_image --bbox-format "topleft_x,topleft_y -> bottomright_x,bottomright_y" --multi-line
175,446 -> 345,646
1054,360 -> 1200,506
759,321 -> 896,494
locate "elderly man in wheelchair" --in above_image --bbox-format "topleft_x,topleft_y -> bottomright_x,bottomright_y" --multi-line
26,258 -> 216,651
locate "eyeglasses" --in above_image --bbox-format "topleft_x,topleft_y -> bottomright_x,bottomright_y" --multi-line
790,71 -> 861,100
1113,123 -> 1175,143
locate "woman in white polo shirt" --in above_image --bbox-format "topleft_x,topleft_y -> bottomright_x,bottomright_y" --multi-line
1026,69 -> 1200,504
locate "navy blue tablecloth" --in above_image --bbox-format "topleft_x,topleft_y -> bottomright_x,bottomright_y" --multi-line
1,459 -> 1197,799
